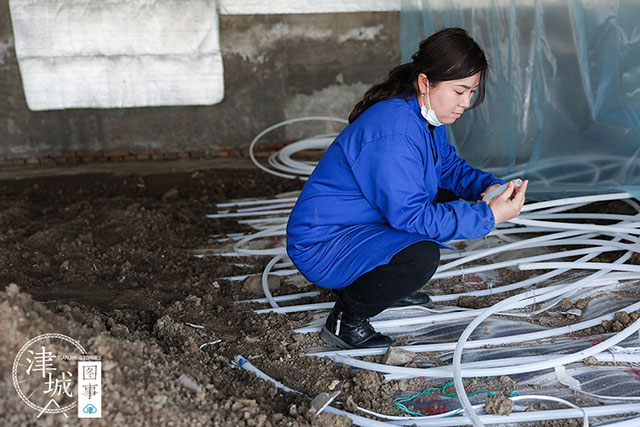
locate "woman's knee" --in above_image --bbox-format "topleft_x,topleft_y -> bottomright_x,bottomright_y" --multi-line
414,241 -> 440,282
393,241 -> 441,285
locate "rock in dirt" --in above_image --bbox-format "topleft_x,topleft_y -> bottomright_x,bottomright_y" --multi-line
499,375 -> 515,385
457,295 -> 482,308
286,274 -> 311,289
382,347 -> 416,366
614,311 -> 631,326
6,283 -> 19,297
242,275 -> 281,295
612,320 -> 625,332
576,299 -> 589,310
560,298 -> 573,311
179,374 -> 202,393
583,356 -> 599,366
484,394 -> 514,415
288,403 -> 298,416
353,370 -> 382,393
162,188 -> 180,200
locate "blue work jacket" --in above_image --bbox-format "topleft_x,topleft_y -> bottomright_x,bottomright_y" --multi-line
286,94 -> 503,289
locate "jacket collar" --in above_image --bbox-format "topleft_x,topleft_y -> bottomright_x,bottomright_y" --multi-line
407,92 -> 421,118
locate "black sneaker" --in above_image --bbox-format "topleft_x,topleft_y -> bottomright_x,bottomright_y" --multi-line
389,290 -> 433,309
320,305 -> 393,349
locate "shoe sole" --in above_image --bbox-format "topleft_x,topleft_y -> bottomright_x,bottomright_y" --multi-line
390,298 -> 434,309
320,326 -> 354,349
389,302 -> 434,309
320,326 -> 394,350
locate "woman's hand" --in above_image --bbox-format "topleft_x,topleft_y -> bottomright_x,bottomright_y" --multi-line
487,180 -> 528,224
480,183 -> 501,200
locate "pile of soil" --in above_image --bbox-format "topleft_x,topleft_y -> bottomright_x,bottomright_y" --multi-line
2,165 -> 444,426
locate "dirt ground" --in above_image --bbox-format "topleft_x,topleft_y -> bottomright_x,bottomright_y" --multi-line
2,161 -> 418,426
0,160 -> 635,426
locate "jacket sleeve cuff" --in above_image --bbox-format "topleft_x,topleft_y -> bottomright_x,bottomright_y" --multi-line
478,201 -> 496,235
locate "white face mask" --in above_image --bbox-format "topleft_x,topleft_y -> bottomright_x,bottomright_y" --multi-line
420,81 -> 443,127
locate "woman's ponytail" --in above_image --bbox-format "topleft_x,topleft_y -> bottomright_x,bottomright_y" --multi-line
348,62 -> 417,123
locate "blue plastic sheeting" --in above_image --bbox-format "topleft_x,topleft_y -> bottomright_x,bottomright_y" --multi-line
400,0 -> 640,199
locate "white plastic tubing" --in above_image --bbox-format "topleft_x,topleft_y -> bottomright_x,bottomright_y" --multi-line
213,120 -> 640,426
234,353 -> 640,426
249,116 -> 347,180
208,119 -> 640,426
451,253 -> 632,427
234,354 -> 391,427
450,196 -> 639,427
385,402 -> 640,426
277,194 -> 631,282
307,193 -> 640,426
228,194 -> 639,312
311,297 -> 640,360
224,195 -> 640,320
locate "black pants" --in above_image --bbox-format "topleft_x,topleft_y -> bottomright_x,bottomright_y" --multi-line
333,188 -> 455,318
334,240 -> 441,318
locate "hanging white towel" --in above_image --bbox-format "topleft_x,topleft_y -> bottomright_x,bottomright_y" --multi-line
9,0 -> 224,110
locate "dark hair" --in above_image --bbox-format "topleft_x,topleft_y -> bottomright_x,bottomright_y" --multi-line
348,27 -> 488,123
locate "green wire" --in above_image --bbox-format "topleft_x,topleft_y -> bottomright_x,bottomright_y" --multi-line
393,402 -> 433,417
392,386 -> 442,416
446,408 -> 463,417
441,380 -> 496,398
392,380 -> 518,417
393,387 -> 442,403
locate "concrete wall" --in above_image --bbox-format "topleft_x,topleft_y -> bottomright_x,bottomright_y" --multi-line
0,1 -> 400,160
